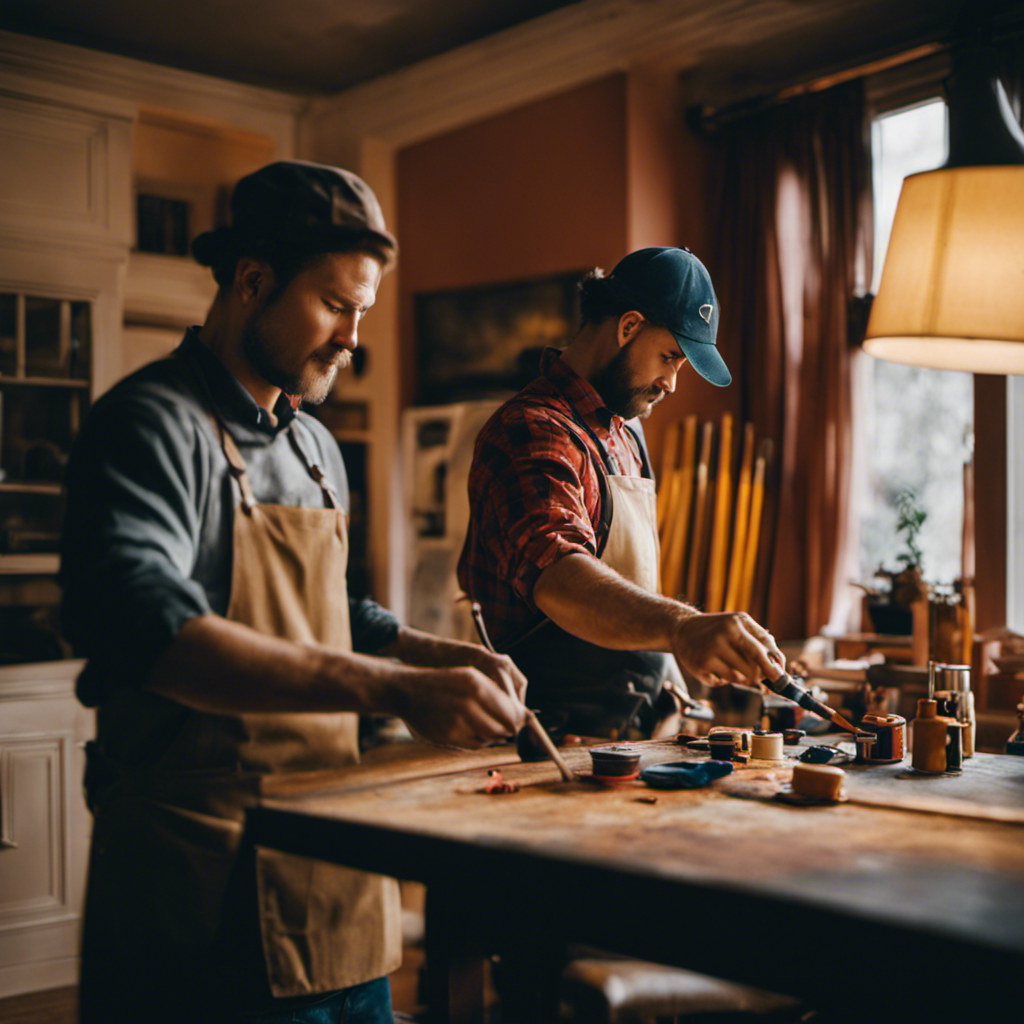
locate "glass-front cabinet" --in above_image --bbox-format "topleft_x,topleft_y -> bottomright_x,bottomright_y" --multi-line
0,289 -> 92,663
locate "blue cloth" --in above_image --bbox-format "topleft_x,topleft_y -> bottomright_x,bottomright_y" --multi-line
639,760 -> 734,789
242,977 -> 392,1024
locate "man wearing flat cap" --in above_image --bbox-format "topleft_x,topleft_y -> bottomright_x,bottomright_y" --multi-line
61,161 -> 528,1024
458,247 -> 784,742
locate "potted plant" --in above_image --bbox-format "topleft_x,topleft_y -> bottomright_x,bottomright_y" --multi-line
860,490 -> 927,635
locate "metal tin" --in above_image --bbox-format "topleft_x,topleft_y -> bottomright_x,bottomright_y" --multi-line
932,663 -> 974,758
707,727 -> 751,753
708,736 -> 736,761
589,745 -> 641,779
934,664 -> 971,692
854,713 -> 907,764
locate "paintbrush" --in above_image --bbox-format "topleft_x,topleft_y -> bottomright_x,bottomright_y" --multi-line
466,600 -> 575,781
763,672 -> 860,736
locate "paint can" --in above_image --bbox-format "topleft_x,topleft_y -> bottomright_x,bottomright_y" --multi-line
854,713 -> 907,764
589,745 -> 641,781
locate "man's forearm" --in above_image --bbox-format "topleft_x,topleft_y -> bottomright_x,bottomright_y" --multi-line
146,613 -> 530,747
532,552 -> 697,650
147,613 -> 408,715
380,625 -> 529,703
531,552 -> 784,685
380,625 -> 481,667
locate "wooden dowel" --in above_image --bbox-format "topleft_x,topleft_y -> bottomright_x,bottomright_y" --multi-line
661,415 -> 697,597
724,422 -> 755,612
739,440 -> 770,613
686,420 -> 714,605
705,413 -> 733,613
656,421 -> 681,539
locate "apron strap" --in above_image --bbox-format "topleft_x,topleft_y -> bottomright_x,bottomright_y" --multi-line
287,423 -> 342,510
173,347 -> 258,514
173,343 -> 343,513
622,420 -> 654,480
218,425 -> 258,514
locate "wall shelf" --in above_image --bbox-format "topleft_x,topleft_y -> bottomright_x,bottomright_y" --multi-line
0,482 -> 62,495
0,376 -> 90,389
0,554 -> 60,575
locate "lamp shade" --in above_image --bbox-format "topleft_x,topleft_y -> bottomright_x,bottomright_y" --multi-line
863,165 -> 1024,372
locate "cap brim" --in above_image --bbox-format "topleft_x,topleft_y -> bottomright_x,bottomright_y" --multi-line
675,336 -> 731,387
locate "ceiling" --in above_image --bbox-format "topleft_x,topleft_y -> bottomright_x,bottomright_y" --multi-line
0,0 -> 1018,100
0,0 -> 584,94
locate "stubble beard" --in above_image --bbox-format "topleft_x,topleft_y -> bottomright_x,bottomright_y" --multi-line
242,318 -> 350,406
590,345 -> 662,420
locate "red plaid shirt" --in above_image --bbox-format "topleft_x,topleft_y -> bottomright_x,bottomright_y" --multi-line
457,348 -> 643,648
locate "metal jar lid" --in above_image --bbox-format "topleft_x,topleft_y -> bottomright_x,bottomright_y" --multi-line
933,663 -> 971,693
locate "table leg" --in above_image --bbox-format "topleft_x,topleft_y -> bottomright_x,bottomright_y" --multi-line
424,885 -> 487,1024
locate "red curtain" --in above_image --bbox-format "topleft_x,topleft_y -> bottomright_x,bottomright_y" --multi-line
711,81 -> 873,639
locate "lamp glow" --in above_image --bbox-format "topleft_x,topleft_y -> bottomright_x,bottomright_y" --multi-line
864,50 -> 1024,374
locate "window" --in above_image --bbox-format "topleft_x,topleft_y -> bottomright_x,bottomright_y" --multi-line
856,98 -> 974,587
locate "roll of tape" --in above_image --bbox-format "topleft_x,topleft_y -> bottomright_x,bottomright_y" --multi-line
750,732 -> 784,760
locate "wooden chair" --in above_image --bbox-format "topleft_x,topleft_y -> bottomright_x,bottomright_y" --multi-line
561,952 -> 804,1024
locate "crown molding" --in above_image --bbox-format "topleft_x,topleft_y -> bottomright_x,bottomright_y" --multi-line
0,30 -> 305,152
302,0 -> 886,152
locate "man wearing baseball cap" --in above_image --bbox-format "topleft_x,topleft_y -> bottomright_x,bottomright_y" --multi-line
458,247 -> 783,742
61,161 -> 528,1023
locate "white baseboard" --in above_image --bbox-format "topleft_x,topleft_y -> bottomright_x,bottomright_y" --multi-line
0,955 -> 78,1000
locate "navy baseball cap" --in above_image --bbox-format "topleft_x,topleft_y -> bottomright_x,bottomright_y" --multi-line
606,246 -> 730,387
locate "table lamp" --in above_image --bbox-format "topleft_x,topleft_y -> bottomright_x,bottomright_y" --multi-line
863,41 -> 1024,371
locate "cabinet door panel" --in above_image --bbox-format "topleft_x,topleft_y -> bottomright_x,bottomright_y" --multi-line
0,734 -> 70,922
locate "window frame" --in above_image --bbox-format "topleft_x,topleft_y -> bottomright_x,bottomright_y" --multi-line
864,51 -> 1019,630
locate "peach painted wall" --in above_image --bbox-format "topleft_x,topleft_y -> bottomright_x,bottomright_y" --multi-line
396,74 -> 630,408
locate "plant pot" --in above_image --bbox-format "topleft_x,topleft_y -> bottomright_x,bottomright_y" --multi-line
866,598 -> 912,636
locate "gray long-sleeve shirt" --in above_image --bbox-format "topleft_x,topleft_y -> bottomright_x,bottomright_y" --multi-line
61,329 -> 399,708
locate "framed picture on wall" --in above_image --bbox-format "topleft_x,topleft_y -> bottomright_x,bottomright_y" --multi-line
415,271 -> 582,405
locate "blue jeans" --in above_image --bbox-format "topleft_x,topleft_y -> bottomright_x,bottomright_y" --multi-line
248,977 -> 393,1024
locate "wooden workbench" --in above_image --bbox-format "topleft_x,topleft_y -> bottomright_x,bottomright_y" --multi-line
247,740 -> 1024,1022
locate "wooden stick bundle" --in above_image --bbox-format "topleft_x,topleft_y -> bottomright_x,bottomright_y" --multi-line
660,415 -> 697,598
705,413 -> 733,613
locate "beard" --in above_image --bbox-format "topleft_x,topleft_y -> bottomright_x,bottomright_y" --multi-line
590,344 -> 663,420
242,316 -> 351,406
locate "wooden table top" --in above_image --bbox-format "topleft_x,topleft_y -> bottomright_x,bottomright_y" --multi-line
248,739 -> 1024,1013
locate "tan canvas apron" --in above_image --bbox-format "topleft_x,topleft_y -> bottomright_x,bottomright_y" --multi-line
79,414 -> 401,1022
501,417 -> 682,739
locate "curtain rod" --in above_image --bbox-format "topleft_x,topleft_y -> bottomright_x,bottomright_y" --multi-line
689,41 -> 946,133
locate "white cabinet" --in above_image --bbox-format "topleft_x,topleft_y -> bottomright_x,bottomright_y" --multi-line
0,29 -> 302,997
0,660 -> 92,997
402,401 -> 503,642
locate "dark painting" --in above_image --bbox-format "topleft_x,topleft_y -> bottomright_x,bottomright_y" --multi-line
415,272 -> 581,405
